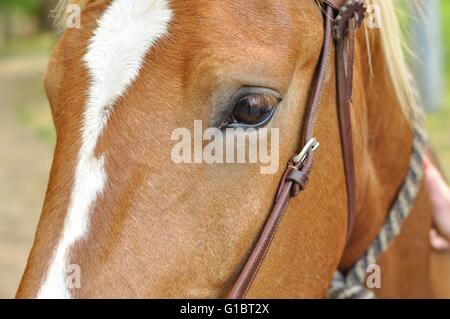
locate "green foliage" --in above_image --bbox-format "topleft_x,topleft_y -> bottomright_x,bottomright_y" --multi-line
442,0 -> 450,79
0,0 -> 40,15
425,1 -> 450,178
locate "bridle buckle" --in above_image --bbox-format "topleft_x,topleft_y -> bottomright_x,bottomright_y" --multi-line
292,138 -> 320,165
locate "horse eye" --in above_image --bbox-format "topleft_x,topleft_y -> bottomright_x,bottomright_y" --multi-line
222,93 -> 281,129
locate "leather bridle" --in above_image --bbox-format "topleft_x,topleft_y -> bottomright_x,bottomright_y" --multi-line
227,0 -> 367,299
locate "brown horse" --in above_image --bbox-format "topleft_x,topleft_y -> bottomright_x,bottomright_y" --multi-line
16,0 -> 450,298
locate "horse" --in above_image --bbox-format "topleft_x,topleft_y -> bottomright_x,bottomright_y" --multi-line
16,0 -> 450,298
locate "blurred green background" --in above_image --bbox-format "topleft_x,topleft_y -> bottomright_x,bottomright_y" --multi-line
0,0 -> 58,299
427,0 -> 450,177
0,0 -> 449,298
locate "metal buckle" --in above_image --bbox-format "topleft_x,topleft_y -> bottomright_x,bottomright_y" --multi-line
292,138 -> 320,165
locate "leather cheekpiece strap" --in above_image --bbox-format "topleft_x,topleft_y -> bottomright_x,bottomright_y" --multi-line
286,168 -> 309,196
333,0 -> 366,241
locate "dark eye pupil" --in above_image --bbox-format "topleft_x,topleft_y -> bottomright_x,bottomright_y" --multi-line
234,98 -> 272,125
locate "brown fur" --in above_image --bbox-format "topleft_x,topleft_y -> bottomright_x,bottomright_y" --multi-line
16,0 -> 450,298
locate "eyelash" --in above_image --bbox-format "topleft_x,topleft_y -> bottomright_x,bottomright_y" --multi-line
220,93 -> 281,129
240,94 -> 280,112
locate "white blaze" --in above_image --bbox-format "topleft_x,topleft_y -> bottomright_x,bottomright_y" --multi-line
38,0 -> 172,298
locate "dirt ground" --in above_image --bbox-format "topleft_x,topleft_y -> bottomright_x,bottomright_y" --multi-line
0,56 -> 54,298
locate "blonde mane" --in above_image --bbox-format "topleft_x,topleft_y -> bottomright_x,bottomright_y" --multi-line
364,0 -> 419,121
55,0 -> 418,121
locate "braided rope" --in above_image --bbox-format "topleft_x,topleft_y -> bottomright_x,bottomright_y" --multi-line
328,113 -> 427,299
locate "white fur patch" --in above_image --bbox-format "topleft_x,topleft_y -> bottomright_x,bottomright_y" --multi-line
37,0 -> 172,298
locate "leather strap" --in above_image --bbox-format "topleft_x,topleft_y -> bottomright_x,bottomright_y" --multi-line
333,0 -> 366,241
227,0 -> 366,299
336,21 -> 357,241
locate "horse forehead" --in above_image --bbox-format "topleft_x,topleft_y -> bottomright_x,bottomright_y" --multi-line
161,0 -> 324,77
171,0 -> 312,40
